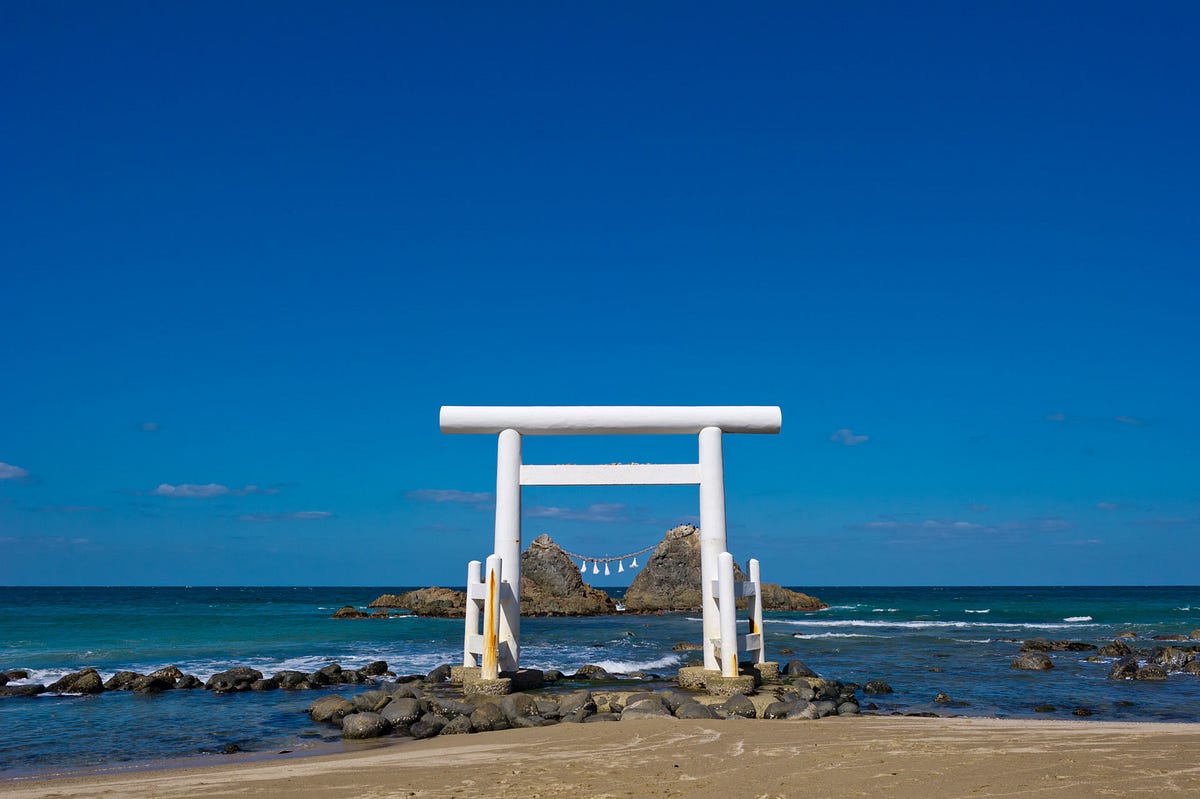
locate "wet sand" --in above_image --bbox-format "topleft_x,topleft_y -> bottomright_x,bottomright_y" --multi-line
5,716 -> 1200,799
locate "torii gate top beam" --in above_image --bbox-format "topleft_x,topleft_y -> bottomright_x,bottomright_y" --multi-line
440,406 -> 782,436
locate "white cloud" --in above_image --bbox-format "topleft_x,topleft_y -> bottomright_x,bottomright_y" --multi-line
525,503 -> 629,523
830,428 -> 869,446
407,489 -> 494,507
151,483 -> 230,498
1096,502 -> 1120,511
239,511 -> 333,522
0,462 -> 30,481
1045,412 -> 1067,422
1114,415 -> 1145,426
139,422 -> 160,432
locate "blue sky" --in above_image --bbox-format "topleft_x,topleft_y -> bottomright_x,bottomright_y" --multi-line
2,2 -> 1197,586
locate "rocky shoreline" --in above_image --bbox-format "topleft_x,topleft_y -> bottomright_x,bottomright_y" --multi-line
307,660 -> 861,742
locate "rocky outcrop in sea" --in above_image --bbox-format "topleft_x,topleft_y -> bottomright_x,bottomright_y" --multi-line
519,534 -> 617,616
366,524 -> 824,617
623,524 -> 825,612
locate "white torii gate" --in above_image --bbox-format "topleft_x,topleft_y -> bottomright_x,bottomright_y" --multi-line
440,405 -> 781,686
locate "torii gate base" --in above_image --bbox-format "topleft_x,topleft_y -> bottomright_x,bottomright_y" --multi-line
441,406 -> 783,697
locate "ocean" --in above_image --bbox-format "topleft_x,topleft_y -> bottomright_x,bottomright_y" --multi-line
2,585 -> 1198,777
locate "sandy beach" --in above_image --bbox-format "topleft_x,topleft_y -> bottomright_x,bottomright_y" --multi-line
6,716 -> 1200,799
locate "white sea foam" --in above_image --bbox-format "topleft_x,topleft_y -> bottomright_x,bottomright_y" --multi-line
965,609 -> 990,614
797,632 -> 885,639
766,618 -> 1101,631
1063,616 -> 1093,623
582,654 -> 683,674
871,608 -> 899,613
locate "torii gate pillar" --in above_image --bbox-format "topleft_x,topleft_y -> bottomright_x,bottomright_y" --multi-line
697,425 -> 727,672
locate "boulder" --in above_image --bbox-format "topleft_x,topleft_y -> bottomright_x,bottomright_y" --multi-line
1108,656 -> 1140,680
131,675 -> 176,693
206,667 -> 264,693
310,664 -> 343,685
1135,665 -> 1168,681
785,660 -> 818,678
520,534 -> 617,616
352,690 -> 392,713
498,693 -> 539,723
104,671 -> 144,691
672,641 -> 703,651
368,594 -> 406,608
331,605 -> 369,619
441,715 -> 475,735
0,684 -> 47,697
1021,639 -> 1096,652
762,700 -> 797,719
360,660 -> 389,677
47,668 -> 104,694
410,713 -> 448,739
308,695 -> 356,725
675,701 -> 719,720
1011,653 -> 1053,670
621,698 -> 673,720
1151,647 -> 1190,672
275,670 -> 314,690
342,712 -> 391,739
382,697 -> 423,726
572,664 -> 614,681
1098,639 -> 1134,658
863,679 -> 893,694
177,675 -> 204,689
720,694 -> 756,719
426,664 -> 452,684
837,701 -> 860,715
470,702 -> 511,732
149,666 -> 184,682
557,690 -> 596,716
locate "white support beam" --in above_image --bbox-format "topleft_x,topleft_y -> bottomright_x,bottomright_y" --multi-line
710,580 -> 758,598
520,463 -> 700,486
441,406 -> 782,435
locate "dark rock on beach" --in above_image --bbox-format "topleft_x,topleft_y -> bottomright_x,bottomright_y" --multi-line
863,679 -> 893,694
342,712 -> 391,739
308,695 -> 356,725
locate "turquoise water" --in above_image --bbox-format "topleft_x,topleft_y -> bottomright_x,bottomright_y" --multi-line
2,585 -> 1199,776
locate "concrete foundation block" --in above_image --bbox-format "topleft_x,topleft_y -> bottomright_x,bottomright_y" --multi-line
450,666 -> 479,686
705,674 -> 757,697
463,677 -> 513,696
